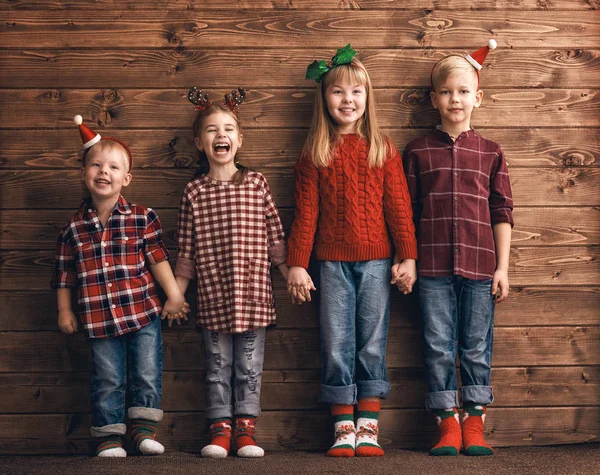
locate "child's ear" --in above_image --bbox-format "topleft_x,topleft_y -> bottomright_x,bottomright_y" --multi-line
430,90 -> 439,110
474,89 -> 484,108
122,172 -> 132,187
194,137 -> 203,151
238,133 -> 243,149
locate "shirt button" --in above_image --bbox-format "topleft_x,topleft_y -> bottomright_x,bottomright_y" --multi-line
95,224 -> 99,228
107,283 -> 112,288
455,249 -> 459,253
454,172 -> 458,176
104,262 -> 109,267
101,242 -> 107,247
88,209 -> 93,213
454,221 -> 458,226
453,148 -> 457,152
454,196 -> 458,201
124,237 -> 129,241
111,304 -> 116,309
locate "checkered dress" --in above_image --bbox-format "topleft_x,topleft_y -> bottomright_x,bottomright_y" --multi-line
175,171 -> 287,333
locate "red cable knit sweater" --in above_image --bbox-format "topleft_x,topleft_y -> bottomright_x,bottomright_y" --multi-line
287,134 -> 418,269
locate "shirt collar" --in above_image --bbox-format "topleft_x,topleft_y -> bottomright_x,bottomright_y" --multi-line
434,126 -> 478,143
77,195 -> 132,219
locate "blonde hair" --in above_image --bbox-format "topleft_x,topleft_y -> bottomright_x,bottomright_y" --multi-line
84,139 -> 131,172
431,54 -> 480,91
192,104 -> 249,185
304,58 -> 392,168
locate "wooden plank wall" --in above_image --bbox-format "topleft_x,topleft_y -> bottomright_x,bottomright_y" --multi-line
0,0 -> 599,454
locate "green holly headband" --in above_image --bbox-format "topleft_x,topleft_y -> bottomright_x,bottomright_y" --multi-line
305,44 -> 360,83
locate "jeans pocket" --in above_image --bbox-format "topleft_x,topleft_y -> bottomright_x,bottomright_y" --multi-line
197,260 -> 224,308
248,258 -> 272,304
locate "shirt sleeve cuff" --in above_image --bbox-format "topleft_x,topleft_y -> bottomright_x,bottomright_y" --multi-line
174,257 -> 196,280
50,271 -> 77,290
491,210 -> 515,228
268,241 -> 288,267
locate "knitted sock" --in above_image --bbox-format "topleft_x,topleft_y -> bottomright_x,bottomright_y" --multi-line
131,419 -> 164,455
430,408 -> 462,456
327,404 -> 355,457
355,399 -> 384,457
462,404 -> 494,456
234,416 -> 264,458
96,435 -> 126,457
201,418 -> 232,458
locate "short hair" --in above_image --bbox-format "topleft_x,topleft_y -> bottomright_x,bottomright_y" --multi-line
431,55 -> 479,91
84,140 -> 131,172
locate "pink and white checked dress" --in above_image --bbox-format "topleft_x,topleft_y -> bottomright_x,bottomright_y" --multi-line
175,171 -> 287,333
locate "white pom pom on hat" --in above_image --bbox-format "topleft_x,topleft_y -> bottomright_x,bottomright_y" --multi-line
74,114 -> 101,149
465,39 -> 498,71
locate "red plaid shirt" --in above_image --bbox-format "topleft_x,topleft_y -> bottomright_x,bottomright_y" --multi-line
51,195 -> 169,339
403,128 -> 514,279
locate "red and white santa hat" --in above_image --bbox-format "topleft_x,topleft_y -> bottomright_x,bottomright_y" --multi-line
465,39 -> 497,71
74,114 -> 101,149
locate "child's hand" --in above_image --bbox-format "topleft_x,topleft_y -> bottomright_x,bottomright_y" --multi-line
287,266 -> 316,305
58,309 -> 79,334
492,268 -> 509,303
161,296 -> 189,327
391,258 -> 417,295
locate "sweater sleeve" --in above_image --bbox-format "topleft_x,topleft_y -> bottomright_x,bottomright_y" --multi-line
286,154 -> 320,269
383,148 -> 418,260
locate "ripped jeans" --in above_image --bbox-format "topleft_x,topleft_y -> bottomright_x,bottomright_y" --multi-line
201,328 -> 265,420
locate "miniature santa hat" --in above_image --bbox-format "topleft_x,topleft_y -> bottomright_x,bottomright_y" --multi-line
465,39 -> 497,70
73,115 -> 101,149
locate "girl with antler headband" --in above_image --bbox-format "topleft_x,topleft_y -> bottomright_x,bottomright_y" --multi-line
173,88 -> 289,459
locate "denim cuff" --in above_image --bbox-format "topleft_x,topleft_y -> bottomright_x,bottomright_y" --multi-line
462,385 -> 494,406
235,401 -> 261,418
90,423 -> 127,438
205,404 -> 234,421
356,380 -> 391,400
425,390 -> 459,411
128,407 -> 163,422
319,383 -> 357,405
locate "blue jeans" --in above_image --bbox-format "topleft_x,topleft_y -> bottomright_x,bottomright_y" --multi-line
318,259 -> 392,404
89,316 -> 163,437
202,328 -> 265,420
418,276 -> 495,411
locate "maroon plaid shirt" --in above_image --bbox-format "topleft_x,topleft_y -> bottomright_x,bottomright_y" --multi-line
51,195 -> 169,339
403,128 -> 514,279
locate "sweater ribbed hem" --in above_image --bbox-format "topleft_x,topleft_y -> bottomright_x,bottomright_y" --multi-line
394,240 -> 418,261
314,243 -> 392,263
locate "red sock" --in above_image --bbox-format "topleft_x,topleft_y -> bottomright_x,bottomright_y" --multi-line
430,408 -> 462,456
462,405 -> 494,456
201,418 -> 232,458
327,404 -> 355,457
234,416 -> 264,457
355,398 -> 384,457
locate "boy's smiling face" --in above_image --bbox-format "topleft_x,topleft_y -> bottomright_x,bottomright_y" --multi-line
430,70 -> 483,132
81,146 -> 132,203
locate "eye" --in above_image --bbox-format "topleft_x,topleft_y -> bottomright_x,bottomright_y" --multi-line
461,90 -> 470,94
111,165 -> 119,170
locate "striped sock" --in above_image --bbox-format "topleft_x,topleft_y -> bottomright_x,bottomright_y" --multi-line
96,435 -> 126,457
430,408 -> 462,456
327,404 -> 355,457
201,418 -> 232,458
462,404 -> 494,456
131,419 -> 164,455
355,398 -> 384,457
234,416 -> 264,458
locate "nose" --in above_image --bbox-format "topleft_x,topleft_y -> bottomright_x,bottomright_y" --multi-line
342,92 -> 353,103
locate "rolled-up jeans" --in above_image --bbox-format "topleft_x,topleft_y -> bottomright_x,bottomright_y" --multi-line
318,259 -> 392,405
89,316 -> 163,437
418,276 -> 495,411
202,328 -> 265,420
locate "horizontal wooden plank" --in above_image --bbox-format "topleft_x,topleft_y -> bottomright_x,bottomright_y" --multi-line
1,366 -> 597,414
2,48 -> 599,88
0,326 -> 598,373
1,245 -> 598,291
1,128 -> 598,170
0,407 -> 597,453
1,167 -> 598,210
1,11 -> 598,48
1,285 -> 598,331
1,1 -> 596,11
2,207 -> 598,250
1,89 -> 598,129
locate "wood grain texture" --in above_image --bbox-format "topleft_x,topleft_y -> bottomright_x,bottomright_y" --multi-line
1,11 -> 598,48
2,1 -> 597,11
2,128 -> 598,169
1,49 -> 598,88
1,88 -> 598,129
0,407 -> 597,454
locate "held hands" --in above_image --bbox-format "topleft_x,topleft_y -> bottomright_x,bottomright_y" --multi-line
492,268 -> 509,303
161,292 -> 190,328
391,258 -> 417,295
287,266 -> 316,305
58,309 -> 79,334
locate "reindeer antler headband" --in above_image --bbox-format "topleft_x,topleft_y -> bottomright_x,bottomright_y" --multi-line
188,87 -> 246,114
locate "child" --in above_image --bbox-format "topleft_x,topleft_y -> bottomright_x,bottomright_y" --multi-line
51,116 -> 188,457
402,40 -> 514,456
174,87 -> 289,458
286,45 -> 418,457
